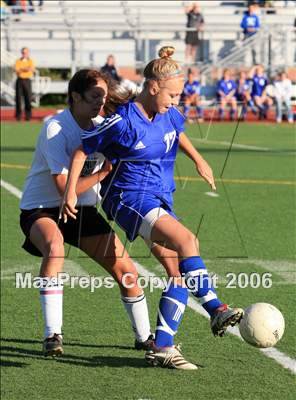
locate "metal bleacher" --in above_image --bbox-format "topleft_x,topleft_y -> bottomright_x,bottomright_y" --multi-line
2,0 -> 295,67
1,0 -> 295,102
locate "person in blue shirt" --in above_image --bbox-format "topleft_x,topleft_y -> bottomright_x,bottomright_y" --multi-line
236,70 -> 257,119
216,69 -> 237,121
63,46 -> 243,371
240,3 -> 260,38
251,64 -> 273,119
181,68 -> 204,123
240,3 -> 261,64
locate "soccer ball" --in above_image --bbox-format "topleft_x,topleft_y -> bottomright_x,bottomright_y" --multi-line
239,303 -> 285,348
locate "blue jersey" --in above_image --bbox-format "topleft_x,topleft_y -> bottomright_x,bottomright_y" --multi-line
183,80 -> 201,97
217,79 -> 237,97
236,78 -> 252,98
82,102 -> 185,197
252,75 -> 268,97
240,12 -> 260,36
82,102 -> 185,241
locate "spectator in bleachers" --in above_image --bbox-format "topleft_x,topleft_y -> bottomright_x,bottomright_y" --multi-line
251,64 -> 273,120
182,68 -> 203,123
273,71 -> 294,123
217,69 -> 237,121
101,55 -> 121,83
184,2 -> 204,65
1,0 -> 9,20
241,3 -> 260,39
240,2 -> 261,64
14,46 -> 35,121
5,0 -> 22,17
28,0 -> 44,12
236,70 -> 257,119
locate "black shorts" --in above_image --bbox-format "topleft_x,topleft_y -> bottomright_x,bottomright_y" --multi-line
20,206 -> 113,257
185,31 -> 200,46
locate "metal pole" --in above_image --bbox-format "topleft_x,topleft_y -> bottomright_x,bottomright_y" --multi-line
144,30 -> 149,64
268,32 -> 272,76
70,28 -> 76,76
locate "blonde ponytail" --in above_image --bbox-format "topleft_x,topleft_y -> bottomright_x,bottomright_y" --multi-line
144,45 -> 183,82
158,46 -> 175,59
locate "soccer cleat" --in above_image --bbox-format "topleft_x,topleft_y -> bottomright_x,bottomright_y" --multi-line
211,304 -> 244,337
145,344 -> 198,370
134,334 -> 154,351
43,333 -> 63,357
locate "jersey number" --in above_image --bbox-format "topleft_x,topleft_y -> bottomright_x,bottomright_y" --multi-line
164,130 -> 176,153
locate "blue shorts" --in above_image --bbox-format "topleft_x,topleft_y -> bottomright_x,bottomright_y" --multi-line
102,190 -> 177,241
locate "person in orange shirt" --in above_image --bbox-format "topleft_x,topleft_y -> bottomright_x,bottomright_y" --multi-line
14,47 -> 35,121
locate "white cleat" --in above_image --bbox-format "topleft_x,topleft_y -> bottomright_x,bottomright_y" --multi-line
145,344 -> 198,370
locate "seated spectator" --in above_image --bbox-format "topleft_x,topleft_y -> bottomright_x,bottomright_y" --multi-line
236,70 -> 257,119
273,71 -> 293,124
101,54 -> 121,82
217,69 -> 237,121
181,68 -> 204,123
251,64 -> 273,120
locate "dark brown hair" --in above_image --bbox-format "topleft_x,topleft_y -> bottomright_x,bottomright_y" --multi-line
68,69 -> 132,115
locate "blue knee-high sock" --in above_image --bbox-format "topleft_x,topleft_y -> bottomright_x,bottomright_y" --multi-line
247,99 -> 257,113
241,104 -> 247,117
196,106 -> 203,118
218,108 -> 224,119
184,105 -> 190,118
230,108 -> 236,120
155,284 -> 188,348
179,256 -> 222,316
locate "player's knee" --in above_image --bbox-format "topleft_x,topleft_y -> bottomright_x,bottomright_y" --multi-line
120,269 -> 139,290
177,231 -> 199,254
43,238 -> 64,259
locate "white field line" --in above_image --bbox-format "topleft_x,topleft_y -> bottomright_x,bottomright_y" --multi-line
227,259 -> 296,284
0,179 -> 90,281
1,179 -> 23,198
188,137 -> 271,152
2,179 -> 296,374
205,191 -> 220,198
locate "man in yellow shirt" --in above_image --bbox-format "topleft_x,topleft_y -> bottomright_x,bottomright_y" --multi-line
15,47 -> 35,121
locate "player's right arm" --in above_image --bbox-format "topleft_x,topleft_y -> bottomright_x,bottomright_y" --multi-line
62,146 -> 88,221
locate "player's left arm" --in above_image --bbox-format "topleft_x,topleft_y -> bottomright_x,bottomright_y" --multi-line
179,132 -> 216,191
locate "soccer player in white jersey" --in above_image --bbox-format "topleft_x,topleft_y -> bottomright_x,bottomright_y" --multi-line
19,69 -> 154,357
63,47 -> 244,370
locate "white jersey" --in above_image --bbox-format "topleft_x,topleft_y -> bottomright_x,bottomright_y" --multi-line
20,109 -> 105,210
273,79 -> 292,100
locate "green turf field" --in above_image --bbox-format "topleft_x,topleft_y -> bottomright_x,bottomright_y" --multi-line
1,120 -> 295,400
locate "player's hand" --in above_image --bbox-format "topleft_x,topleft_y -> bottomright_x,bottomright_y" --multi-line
61,191 -> 78,223
195,158 -> 216,191
97,159 -> 112,182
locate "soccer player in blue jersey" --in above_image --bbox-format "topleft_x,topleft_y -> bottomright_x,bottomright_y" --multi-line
182,68 -> 204,123
236,70 -> 257,120
63,46 -> 243,370
217,69 -> 237,121
251,64 -> 273,120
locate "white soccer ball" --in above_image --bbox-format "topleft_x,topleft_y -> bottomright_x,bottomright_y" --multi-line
239,303 -> 285,348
